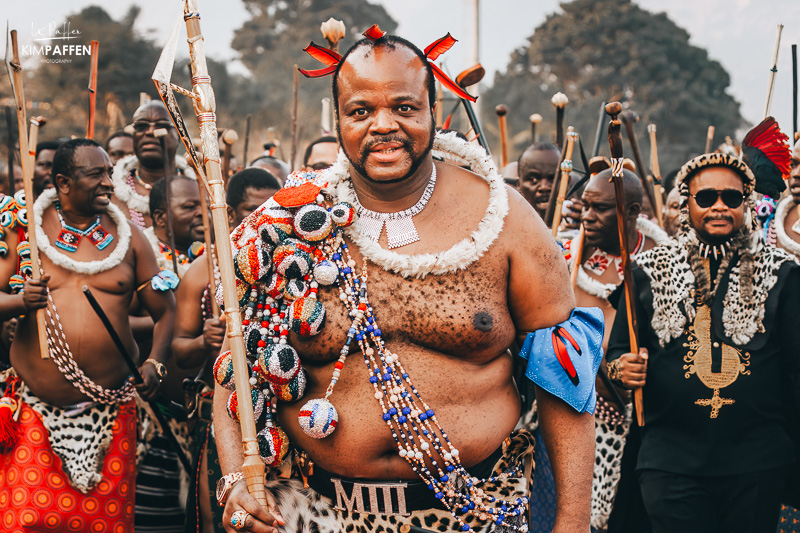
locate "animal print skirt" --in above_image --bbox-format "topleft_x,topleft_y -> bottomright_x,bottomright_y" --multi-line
265,429 -> 535,533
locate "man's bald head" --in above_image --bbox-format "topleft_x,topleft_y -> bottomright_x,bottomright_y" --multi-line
131,101 -> 179,169
581,169 -> 643,251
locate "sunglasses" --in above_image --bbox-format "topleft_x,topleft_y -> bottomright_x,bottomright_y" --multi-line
690,188 -> 745,209
131,120 -> 174,133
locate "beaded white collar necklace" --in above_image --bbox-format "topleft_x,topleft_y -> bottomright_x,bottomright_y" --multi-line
774,196 -> 800,258
111,153 -> 196,215
325,131 -> 509,279
349,165 -> 437,249
34,189 -> 132,275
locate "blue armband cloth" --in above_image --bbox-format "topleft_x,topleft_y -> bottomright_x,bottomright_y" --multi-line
150,270 -> 180,291
519,307 -> 604,414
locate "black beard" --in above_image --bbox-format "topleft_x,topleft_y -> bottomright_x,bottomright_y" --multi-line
342,130 -> 435,185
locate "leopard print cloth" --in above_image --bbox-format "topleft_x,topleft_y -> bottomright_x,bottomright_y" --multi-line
636,235 -> 793,347
263,430 -> 535,533
19,384 -> 118,493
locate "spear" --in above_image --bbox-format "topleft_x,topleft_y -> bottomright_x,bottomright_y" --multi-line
647,124 -> 664,227
86,40 -> 99,139
704,125 -> 715,154
764,24 -> 783,119
551,127 -> 577,237
155,129 -> 181,277
606,101 -> 644,427
6,28 -> 49,360
153,0 -> 266,505
529,113 -> 542,144
620,110 -> 659,227
552,92 -> 568,147
4,106 -> 14,195
495,104 -> 509,168
570,225 -> 585,292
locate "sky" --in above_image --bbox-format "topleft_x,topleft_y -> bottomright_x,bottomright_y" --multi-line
4,0 -> 800,130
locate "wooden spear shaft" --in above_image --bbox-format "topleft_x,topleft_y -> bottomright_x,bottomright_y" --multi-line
9,30 -> 49,360
495,105 -> 508,168
27,117 -> 45,170
764,24 -> 783,119
647,124 -> 664,227
87,40 -> 99,139
620,111 -> 659,227
183,0 -> 266,506
552,128 -> 577,237
4,106 -> 14,196
570,224 -> 585,292
704,125 -> 715,154
606,102 -> 644,427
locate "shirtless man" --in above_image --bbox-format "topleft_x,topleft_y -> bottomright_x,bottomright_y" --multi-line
216,33 -> 596,533
0,138 -> 174,532
112,101 -> 194,228
517,142 -> 561,219
172,168 -> 279,533
771,139 -> 800,258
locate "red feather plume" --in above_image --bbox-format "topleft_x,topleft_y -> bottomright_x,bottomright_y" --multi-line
552,330 -> 579,386
743,116 -> 791,179
303,43 -> 341,66
363,24 -> 386,41
442,114 -> 452,130
424,33 -> 457,61
429,62 -> 477,103
555,326 -> 582,356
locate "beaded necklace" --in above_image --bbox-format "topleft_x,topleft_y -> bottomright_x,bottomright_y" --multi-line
54,202 -> 113,253
44,286 -> 135,404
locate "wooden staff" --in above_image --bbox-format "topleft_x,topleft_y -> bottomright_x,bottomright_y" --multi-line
27,116 -> 46,169
243,114 -> 252,166
220,128 -> 238,180
82,286 -> 191,472
793,44 -> 797,140
552,92 -> 568,147
529,113 -> 542,144
455,64 -> 490,153
647,124 -> 664,227
86,40 -> 100,139
620,110 -> 659,227
764,24 -> 783,119
435,81 -> 444,128
605,102 -> 644,427
290,65 -> 299,172
321,98 -> 332,135
181,0 -> 266,505
704,125 -> 715,154
6,29 -> 49,360
155,130 -> 181,277
570,225 -> 585,292
4,106 -> 14,195
495,105 -> 509,168
551,127 -> 577,237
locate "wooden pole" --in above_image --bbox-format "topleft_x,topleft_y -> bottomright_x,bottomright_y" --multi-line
647,124 -> 664,227
552,93 -> 568,147
86,40 -> 100,139
4,106 -> 14,195
8,30 -> 49,360
620,111 -> 660,227
495,105 -> 508,168
529,113 -> 541,144
221,128 -> 238,180
27,116 -> 46,170
793,44 -> 797,141
551,127 -> 577,237
592,101 -> 606,157
570,225 -> 585,292
606,102 -> 644,427
290,65 -> 299,172
155,131 -> 181,277
182,0 -> 266,505
704,125 -> 715,154
764,24 -> 784,119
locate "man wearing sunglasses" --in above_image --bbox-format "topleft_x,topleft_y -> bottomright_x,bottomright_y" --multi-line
111,101 -> 197,229
605,150 -> 800,532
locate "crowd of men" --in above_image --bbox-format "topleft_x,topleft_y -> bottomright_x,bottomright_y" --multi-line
0,23 -> 799,533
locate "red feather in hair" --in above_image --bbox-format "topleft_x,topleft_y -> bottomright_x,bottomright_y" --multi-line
424,33 -> 457,61
363,24 -> 386,41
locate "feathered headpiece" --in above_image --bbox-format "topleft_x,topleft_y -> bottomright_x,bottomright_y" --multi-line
742,116 -> 791,198
299,24 -> 477,102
